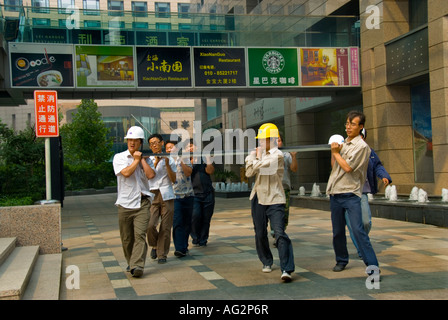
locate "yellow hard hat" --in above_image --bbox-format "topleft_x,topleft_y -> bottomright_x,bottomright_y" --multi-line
256,123 -> 279,139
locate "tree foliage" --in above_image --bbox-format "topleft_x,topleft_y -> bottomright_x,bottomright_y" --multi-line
0,120 -> 46,202
60,99 -> 113,165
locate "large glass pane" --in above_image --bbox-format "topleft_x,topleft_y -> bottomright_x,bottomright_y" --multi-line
411,82 -> 434,182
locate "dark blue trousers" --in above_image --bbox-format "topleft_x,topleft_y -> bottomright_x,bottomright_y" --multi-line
191,191 -> 215,246
330,193 -> 379,267
251,194 -> 295,273
172,196 -> 194,254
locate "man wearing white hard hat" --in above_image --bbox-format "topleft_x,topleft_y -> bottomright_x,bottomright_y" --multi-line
113,126 -> 155,278
245,123 -> 295,282
326,111 -> 380,283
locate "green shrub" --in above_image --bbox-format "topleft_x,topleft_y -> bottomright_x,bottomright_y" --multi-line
0,195 -> 34,207
64,162 -> 116,191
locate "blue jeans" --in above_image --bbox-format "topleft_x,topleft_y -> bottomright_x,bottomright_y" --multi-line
330,193 -> 378,267
251,194 -> 295,274
345,193 -> 372,257
191,191 -> 215,246
173,196 -> 194,254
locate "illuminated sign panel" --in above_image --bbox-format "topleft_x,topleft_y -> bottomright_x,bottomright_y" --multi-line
75,45 -> 135,88
193,47 -> 246,88
136,46 -> 192,87
248,48 -> 299,87
9,43 -> 74,88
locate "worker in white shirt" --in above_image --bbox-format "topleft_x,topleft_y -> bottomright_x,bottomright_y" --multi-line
245,123 -> 295,282
113,126 -> 155,278
146,133 -> 177,264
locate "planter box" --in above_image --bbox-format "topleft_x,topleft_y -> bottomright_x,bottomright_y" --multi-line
0,204 -> 61,254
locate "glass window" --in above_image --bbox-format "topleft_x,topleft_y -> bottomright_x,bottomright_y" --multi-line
83,0 -> 100,15
206,99 -> 222,121
32,0 -> 49,13
411,82 -> 434,182
58,0 -> 74,13
4,0 -> 23,12
59,19 -> 67,27
84,20 -> 101,28
156,23 -> 171,30
178,23 -> 191,30
108,1 -> 124,16
132,22 -> 149,29
108,20 -> 125,29
132,1 -> 148,17
178,3 -> 190,19
155,2 -> 170,18
32,18 -> 51,26
409,0 -> 428,30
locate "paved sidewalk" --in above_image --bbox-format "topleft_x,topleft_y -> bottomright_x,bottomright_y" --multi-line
60,193 -> 448,300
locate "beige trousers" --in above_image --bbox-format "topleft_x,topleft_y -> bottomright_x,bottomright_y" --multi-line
118,198 -> 150,269
147,190 -> 174,259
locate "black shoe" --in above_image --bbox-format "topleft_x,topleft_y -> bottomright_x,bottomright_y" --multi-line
333,264 -> 346,272
130,267 -> 143,277
150,248 -> 157,259
158,258 -> 167,264
174,251 -> 186,258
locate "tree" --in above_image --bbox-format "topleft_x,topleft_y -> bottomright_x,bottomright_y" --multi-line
59,99 -> 115,191
60,99 -> 113,165
0,120 -> 46,202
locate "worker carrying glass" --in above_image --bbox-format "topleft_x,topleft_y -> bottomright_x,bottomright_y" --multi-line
245,123 -> 295,282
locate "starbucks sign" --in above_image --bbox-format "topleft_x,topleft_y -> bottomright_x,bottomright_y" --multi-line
248,48 -> 299,87
262,50 -> 285,74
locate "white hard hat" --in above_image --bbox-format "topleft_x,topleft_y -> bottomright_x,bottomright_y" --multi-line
328,134 -> 345,145
124,126 -> 145,140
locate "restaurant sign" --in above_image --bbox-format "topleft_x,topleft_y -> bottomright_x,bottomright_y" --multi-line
193,47 -> 246,87
136,46 -> 192,87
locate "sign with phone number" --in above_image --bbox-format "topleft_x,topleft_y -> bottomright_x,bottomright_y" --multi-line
193,47 -> 246,87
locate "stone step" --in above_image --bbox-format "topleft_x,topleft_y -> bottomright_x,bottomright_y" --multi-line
0,245 -> 39,300
22,253 -> 62,300
0,237 -> 16,266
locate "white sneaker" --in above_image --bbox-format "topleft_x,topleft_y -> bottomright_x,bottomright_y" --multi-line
262,265 -> 272,273
281,271 -> 292,282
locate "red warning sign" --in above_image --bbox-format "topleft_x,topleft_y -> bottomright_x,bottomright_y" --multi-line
34,90 -> 59,137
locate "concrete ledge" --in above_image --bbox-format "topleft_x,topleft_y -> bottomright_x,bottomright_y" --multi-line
65,186 -> 117,196
291,196 -> 448,228
0,204 -> 61,254
215,191 -> 251,198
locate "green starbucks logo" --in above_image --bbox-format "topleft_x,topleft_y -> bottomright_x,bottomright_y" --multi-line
262,50 -> 285,74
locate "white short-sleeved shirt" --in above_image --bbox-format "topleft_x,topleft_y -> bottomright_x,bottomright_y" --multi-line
147,155 -> 177,201
113,150 -> 154,209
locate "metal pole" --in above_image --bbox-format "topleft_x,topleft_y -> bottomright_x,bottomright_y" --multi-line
45,137 -> 51,200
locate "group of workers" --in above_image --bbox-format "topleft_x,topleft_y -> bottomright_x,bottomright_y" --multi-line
113,110 -> 390,284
